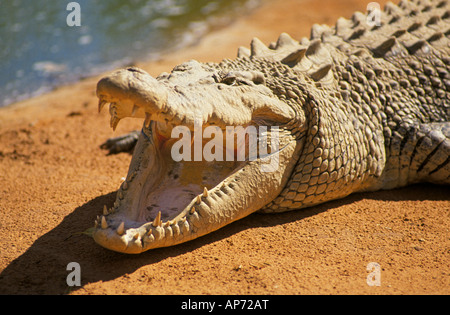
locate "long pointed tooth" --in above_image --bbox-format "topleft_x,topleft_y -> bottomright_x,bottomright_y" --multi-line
117,222 -> 125,236
144,112 -> 152,128
190,207 -> 196,215
98,100 -> 107,113
103,205 -> 108,216
152,211 -> 162,227
203,187 -> 208,198
196,195 -> 201,204
131,105 -> 139,117
110,116 -> 121,131
101,216 -> 108,229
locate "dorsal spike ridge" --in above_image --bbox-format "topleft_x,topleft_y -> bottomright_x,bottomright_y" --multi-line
237,46 -> 251,58
310,64 -> 333,82
351,11 -> 367,26
305,39 -> 323,56
310,24 -> 323,39
407,22 -> 422,33
276,33 -> 297,48
426,15 -> 441,25
335,17 -> 352,37
311,24 -> 334,40
384,1 -> 403,15
407,40 -> 430,55
281,48 -> 307,66
250,37 -> 269,57
371,37 -> 398,57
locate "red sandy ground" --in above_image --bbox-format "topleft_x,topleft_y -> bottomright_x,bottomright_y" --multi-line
0,0 -> 448,295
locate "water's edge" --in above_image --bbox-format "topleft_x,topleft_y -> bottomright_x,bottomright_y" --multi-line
1,0 -> 261,108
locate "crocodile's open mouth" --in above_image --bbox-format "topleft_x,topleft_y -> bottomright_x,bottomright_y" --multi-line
92,65 -> 301,253
93,114 -> 294,253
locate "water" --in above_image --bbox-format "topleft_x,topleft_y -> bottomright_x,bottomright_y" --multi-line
0,0 -> 261,107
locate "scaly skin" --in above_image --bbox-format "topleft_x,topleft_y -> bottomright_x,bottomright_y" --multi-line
93,0 -> 449,253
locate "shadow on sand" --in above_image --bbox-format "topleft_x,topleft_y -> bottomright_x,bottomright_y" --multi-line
0,183 -> 447,294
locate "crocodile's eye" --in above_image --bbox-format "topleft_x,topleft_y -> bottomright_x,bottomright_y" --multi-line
221,71 -> 265,86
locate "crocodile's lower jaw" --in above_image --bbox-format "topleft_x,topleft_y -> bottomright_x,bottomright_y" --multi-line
92,121 -> 300,253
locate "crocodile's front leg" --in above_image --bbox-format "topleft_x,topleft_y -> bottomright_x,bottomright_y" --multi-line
100,130 -> 140,154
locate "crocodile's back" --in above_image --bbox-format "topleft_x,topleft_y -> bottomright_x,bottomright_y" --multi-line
252,0 -> 450,212
320,0 -> 450,189
309,0 -> 449,124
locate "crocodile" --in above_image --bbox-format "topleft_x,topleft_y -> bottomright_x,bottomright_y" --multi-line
93,0 -> 449,254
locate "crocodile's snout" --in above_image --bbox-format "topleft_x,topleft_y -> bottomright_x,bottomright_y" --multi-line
94,61 -> 300,253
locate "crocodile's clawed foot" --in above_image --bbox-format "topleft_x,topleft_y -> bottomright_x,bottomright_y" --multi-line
100,131 -> 140,154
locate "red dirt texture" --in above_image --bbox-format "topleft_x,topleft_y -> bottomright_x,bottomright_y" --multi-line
0,0 -> 448,295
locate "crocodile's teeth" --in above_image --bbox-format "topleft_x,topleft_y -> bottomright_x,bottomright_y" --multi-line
152,211 -> 162,227
203,187 -> 208,197
117,222 -> 125,236
101,216 -> 108,229
98,100 -> 107,113
190,207 -> 196,215
144,112 -> 152,128
103,205 -> 108,216
196,195 -> 201,204
110,115 -> 121,131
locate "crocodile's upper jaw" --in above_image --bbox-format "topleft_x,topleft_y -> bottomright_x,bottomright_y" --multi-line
93,65 -> 302,253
